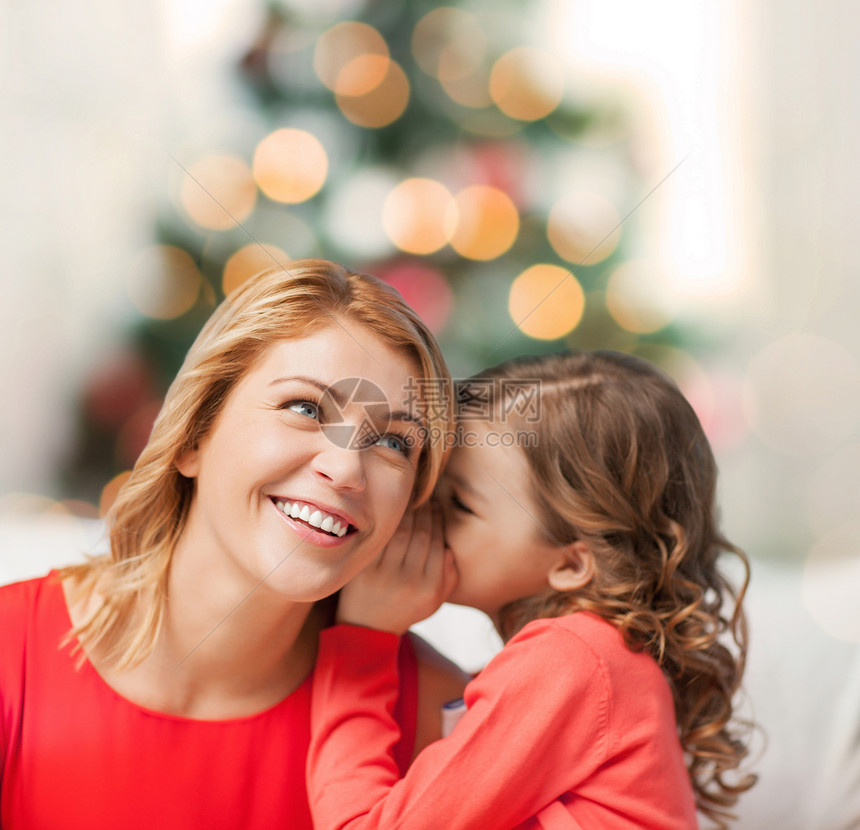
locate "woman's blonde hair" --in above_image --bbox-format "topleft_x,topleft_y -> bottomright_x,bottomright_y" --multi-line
459,350 -> 755,827
62,259 -> 453,670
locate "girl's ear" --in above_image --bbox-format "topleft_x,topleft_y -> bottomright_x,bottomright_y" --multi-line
547,541 -> 595,593
174,446 -> 200,478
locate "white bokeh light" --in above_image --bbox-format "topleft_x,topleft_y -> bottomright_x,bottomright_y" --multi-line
803,522 -> 860,644
742,334 -> 860,457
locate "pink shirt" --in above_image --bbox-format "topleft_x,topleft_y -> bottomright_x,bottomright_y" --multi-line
309,612 -> 698,829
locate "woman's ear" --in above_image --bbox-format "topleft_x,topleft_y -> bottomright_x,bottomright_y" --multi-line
547,541 -> 595,593
174,446 -> 200,478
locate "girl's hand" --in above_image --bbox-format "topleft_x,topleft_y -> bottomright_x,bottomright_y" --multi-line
336,502 -> 458,635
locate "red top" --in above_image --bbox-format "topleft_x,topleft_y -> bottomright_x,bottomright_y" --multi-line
0,573 -> 417,830
309,613 -> 699,830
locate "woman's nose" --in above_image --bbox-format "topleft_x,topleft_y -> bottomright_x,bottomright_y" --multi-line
311,441 -> 367,492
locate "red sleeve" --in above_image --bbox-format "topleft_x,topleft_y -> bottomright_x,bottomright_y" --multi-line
307,620 -> 612,830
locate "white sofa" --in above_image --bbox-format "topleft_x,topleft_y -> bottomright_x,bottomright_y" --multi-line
2,517 -> 858,829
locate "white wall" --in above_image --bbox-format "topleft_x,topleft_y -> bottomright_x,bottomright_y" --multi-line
0,0 -> 262,500
0,0 -> 169,497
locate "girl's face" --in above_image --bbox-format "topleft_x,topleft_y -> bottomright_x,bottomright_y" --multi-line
175,317 -> 426,602
438,420 -> 561,622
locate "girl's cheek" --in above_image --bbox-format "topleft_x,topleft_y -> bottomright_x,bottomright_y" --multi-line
445,519 -> 469,550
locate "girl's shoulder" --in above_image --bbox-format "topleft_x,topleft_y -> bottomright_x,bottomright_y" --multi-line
510,612 -> 667,688
510,610 -> 621,647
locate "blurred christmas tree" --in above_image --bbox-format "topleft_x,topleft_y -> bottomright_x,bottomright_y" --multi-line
63,0 -> 681,506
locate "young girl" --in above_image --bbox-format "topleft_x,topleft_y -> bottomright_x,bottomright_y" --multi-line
307,350 -> 755,829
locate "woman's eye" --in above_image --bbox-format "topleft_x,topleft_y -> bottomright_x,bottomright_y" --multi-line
286,400 -> 319,419
375,433 -> 411,457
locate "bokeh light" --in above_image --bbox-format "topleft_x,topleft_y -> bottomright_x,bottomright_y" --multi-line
335,58 -> 410,128
508,264 -> 585,340
490,47 -> 565,121
547,191 -> 622,265
223,243 -> 291,296
52,500 -> 100,519
0,493 -> 97,521
685,368 -> 749,451
127,246 -> 201,320
383,178 -> 454,255
0,493 -> 63,516
440,66 -> 494,110
314,21 -> 388,92
742,334 -> 860,456
807,442 -> 860,535
179,154 -> 257,231
635,345 -> 748,450
378,261 -> 453,334
253,128 -> 328,203
335,53 -> 390,97
802,522 -> 860,643
448,185 -> 519,260
412,7 -> 485,80
312,20 -> 407,126
324,167 -> 396,259
605,260 -> 676,333
412,7 -> 491,109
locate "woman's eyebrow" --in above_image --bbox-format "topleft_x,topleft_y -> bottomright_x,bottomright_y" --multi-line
269,374 -> 334,394
269,376 -> 426,429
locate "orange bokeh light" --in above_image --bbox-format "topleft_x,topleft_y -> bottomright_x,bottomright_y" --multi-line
412,8 -> 485,79
180,155 -> 257,231
253,128 -> 328,203
223,244 -> 291,296
448,185 -> 519,261
383,178 -> 454,255
127,245 -> 201,320
508,264 -> 585,340
490,47 -> 564,121
335,59 -> 410,128
335,53 -> 390,97
605,261 -> 674,334
314,22 -> 388,92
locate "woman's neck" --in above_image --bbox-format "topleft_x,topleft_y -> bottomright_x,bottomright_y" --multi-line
67,549 -> 332,720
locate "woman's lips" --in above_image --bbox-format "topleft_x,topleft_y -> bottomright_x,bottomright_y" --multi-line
270,497 -> 357,541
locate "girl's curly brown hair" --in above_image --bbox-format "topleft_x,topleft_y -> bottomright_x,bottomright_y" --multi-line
464,350 -> 755,827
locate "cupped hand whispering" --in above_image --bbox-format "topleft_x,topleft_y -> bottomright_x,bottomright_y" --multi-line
335,502 -> 458,635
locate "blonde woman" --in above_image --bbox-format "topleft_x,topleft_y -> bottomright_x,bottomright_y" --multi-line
0,260 -> 467,828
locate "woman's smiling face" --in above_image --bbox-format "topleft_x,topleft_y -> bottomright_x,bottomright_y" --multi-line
175,317 -> 426,601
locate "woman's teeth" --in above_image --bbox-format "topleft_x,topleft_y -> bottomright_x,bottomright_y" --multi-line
274,500 -> 348,537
